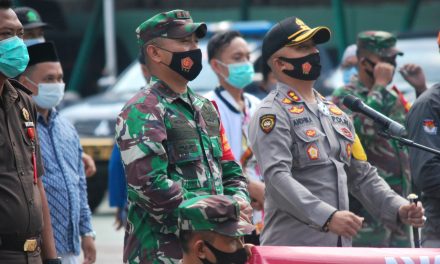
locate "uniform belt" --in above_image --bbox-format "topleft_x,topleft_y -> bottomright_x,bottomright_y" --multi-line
0,234 -> 41,252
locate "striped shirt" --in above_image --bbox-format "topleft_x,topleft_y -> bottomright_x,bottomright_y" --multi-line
37,109 -> 93,256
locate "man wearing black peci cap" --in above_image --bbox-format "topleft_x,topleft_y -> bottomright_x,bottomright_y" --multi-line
248,16 -> 425,247
14,6 -> 50,46
18,42 -> 96,263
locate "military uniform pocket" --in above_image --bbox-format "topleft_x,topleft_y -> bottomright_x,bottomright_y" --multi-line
210,136 -> 223,158
167,139 -> 203,164
292,127 -> 328,168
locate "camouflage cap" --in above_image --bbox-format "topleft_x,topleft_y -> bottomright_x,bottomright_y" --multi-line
14,7 -> 50,30
136,9 -> 207,46
178,195 -> 254,237
357,31 -> 403,57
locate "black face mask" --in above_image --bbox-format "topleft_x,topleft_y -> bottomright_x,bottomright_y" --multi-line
364,57 -> 396,80
157,47 -> 203,81
199,240 -> 248,264
279,52 -> 321,81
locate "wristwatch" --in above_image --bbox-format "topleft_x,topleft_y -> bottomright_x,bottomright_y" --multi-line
44,258 -> 62,264
322,210 -> 338,232
82,230 -> 96,240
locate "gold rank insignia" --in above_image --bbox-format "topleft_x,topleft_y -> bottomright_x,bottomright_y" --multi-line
305,129 -> 316,137
329,105 -> 342,115
22,108 -> 30,121
260,114 -> 276,134
288,91 -> 301,102
346,143 -> 352,158
289,105 -> 305,114
282,98 -> 293,104
307,144 -> 319,160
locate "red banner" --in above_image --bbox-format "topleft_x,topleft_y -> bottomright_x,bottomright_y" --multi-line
249,246 -> 440,264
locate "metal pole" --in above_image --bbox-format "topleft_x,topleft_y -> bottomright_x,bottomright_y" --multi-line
103,0 -> 117,84
240,0 -> 250,21
332,0 -> 347,60
402,0 -> 421,32
68,0 -> 103,92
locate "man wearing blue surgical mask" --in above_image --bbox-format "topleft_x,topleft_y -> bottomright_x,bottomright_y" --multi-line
14,7 -> 50,47
206,31 -> 265,244
19,42 -> 96,264
0,1 -> 60,263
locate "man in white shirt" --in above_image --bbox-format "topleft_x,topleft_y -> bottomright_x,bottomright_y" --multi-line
205,31 -> 265,240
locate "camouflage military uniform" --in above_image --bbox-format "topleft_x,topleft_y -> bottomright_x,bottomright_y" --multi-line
115,10 -> 249,264
178,195 -> 255,237
332,31 -> 411,247
116,80 -> 249,264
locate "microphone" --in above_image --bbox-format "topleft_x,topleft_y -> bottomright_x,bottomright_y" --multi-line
343,95 -> 406,137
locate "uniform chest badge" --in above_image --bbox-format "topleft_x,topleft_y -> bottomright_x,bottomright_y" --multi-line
302,62 -> 312,75
288,91 -> 301,102
22,108 -> 30,121
307,144 -> 319,160
346,143 -> 352,158
289,105 -> 304,114
282,98 -> 293,104
181,57 -> 194,72
305,129 -> 316,138
260,114 -> 276,134
423,119 -> 438,135
329,105 -> 342,115
341,127 -> 353,139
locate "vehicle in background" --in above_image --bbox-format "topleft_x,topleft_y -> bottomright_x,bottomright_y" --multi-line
60,20 -> 336,211
323,37 -> 440,102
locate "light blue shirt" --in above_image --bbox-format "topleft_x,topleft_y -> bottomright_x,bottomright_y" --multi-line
37,109 -> 93,256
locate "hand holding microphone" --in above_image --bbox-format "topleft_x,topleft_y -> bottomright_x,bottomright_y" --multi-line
342,95 -> 406,137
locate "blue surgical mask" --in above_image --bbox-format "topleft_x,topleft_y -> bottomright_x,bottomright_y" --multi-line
0,36 -> 29,78
342,66 -> 358,85
24,37 -> 45,47
217,60 -> 255,89
27,77 -> 65,109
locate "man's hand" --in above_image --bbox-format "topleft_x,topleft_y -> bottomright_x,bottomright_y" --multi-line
81,236 -> 96,264
237,199 -> 253,224
244,243 -> 254,260
114,207 -> 127,231
247,180 -> 265,211
398,201 -> 425,228
82,153 -> 97,177
328,211 -> 364,238
399,64 -> 427,95
374,62 -> 395,87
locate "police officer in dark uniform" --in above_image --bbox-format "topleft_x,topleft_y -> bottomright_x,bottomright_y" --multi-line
0,1 -> 59,263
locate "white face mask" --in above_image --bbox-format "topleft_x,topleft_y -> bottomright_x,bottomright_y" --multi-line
27,77 -> 65,109
24,37 -> 45,47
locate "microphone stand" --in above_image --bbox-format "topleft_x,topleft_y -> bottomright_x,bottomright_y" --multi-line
378,130 -> 440,248
378,131 -> 440,156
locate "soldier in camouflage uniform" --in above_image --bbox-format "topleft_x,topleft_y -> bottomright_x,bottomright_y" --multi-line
115,10 -> 251,264
177,195 -> 254,264
332,31 -> 427,247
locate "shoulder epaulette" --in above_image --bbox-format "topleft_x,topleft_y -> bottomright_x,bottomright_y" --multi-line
8,78 -> 33,95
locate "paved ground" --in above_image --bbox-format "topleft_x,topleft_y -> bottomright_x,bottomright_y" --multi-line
81,202 -> 125,264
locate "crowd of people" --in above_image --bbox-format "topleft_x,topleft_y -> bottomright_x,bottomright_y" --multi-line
0,0 -> 438,263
